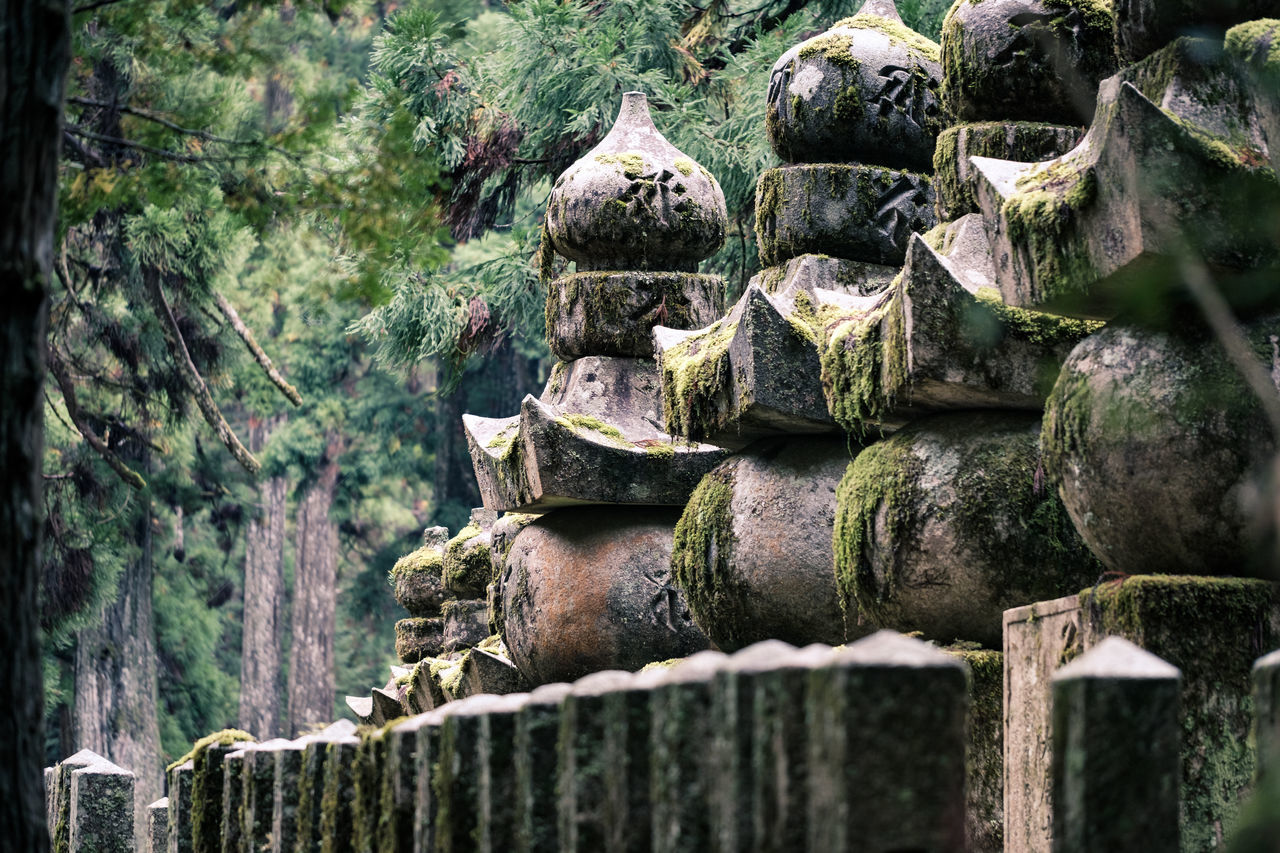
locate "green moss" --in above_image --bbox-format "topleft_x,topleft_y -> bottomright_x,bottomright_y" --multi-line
1042,0 -> 1113,36
554,413 -> 631,447
387,545 -> 444,586
443,525 -> 490,597
1002,161 -> 1100,303
485,424 -> 516,451
320,740 -> 357,853
351,730 -> 384,853
832,435 -> 923,628
671,468 -> 747,649
1226,19 -> 1280,79
1080,575 -> 1278,853
673,158 -> 695,176
921,222 -> 949,251
933,122 -> 1081,217
819,284 -> 906,435
594,151 -> 646,180
945,647 -> 1004,853
831,13 -> 941,63
184,729 -> 255,853
971,287 -> 1104,344
644,442 -> 676,458
660,318 -> 739,442
798,32 -> 863,69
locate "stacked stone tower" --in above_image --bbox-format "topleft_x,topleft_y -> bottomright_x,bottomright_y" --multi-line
456,92 -> 742,684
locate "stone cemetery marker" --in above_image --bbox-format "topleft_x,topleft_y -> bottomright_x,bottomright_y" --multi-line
168,760 -> 195,853
1051,636 -> 1181,852
515,682 -> 573,853
807,630 -> 967,852
1257,649 -> 1280,776
148,798 -> 169,853
68,755 -> 135,853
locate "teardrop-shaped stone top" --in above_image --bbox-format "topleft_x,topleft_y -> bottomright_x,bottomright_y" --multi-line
545,92 -> 728,272
941,0 -> 1116,125
766,0 -> 943,171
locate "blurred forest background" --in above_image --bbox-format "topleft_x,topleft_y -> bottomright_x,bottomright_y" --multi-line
42,0 -> 953,806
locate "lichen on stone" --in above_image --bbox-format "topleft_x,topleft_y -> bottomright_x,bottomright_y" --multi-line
819,284 -> 906,435
670,468 -> 747,649
660,317 -> 739,442
830,12 -> 941,63
1002,161 -> 1100,302
553,413 -> 632,448
593,151 -> 646,180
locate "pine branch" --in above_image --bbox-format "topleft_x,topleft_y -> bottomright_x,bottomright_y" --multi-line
143,268 -> 262,475
46,351 -> 147,490
67,97 -> 309,165
214,291 -> 303,407
72,0 -> 131,14
65,124 -> 242,164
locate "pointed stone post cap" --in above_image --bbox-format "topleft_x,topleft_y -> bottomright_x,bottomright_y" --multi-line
833,629 -> 965,668
1052,636 -> 1181,682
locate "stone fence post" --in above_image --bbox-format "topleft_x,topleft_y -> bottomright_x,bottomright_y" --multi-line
45,749 -> 136,853
1051,636 -> 1181,852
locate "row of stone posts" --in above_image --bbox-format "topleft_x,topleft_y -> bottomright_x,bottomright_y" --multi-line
44,630 -> 1280,852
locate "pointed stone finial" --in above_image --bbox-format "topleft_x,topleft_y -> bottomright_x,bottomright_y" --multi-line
545,92 -> 727,272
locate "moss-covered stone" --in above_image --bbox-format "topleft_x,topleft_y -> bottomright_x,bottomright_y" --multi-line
443,525 -> 490,598
319,737 -> 359,853
388,545 -> 446,617
671,468 -> 742,647
545,270 -> 724,360
350,728 -> 385,853
395,617 -> 445,664
171,729 -> 254,853
659,317 -> 738,443
933,121 -> 1082,219
819,284 -> 905,435
1079,575 -> 1280,853
834,412 -> 1102,645
944,647 -> 1004,853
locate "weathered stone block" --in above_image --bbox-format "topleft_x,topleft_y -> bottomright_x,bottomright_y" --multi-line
755,164 -> 935,267
319,734 -> 359,852
501,506 -> 709,685
167,760 -> 194,853
49,749 -> 100,852
806,631 -> 967,851
148,797 -> 169,853
434,695 -> 507,853
819,221 -> 1102,436
219,749 -> 246,853
1004,576 -> 1280,853
351,728 -> 386,853
270,741 -> 307,853
442,598 -> 489,653
650,651 -> 728,853
464,358 -> 730,512
557,671 -> 638,852
476,694 -> 532,853
1051,638 -> 1182,852
833,411 -> 1101,646
394,616 -> 444,664
671,437 -> 855,651
1114,0 -> 1279,63
932,122 -> 1081,220
1043,318 -> 1279,577
380,714 -> 432,853
411,712 -> 446,853
515,683 -> 573,853
973,42 -> 1280,318
458,647 -> 528,698
293,721 -> 357,853
69,756 -> 135,853
709,641 -> 832,853
940,0 -> 1115,124
766,5 -> 942,170
186,732 -> 253,853
243,741 -> 285,851
546,271 -> 724,360
944,647 -> 1003,853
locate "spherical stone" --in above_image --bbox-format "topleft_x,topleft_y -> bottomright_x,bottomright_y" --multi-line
766,10 -> 943,170
941,0 -> 1117,125
672,437 -> 864,652
545,92 -> 727,272
546,271 -> 725,360
932,121 -> 1082,220
755,164 -> 936,267
1043,319 -> 1279,576
389,545 -> 446,617
501,506 -> 710,685
834,411 -> 1101,646
395,617 -> 445,664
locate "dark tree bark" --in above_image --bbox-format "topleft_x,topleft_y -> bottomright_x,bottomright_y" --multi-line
0,0 -> 70,848
73,506 -> 163,834
239,416 -> 289,739
286,436 -> 340,736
